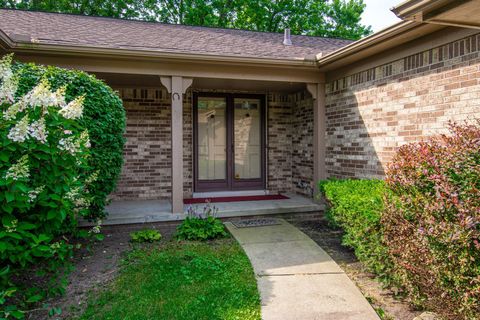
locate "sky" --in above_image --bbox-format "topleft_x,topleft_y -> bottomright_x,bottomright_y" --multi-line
361,0 -> 402,32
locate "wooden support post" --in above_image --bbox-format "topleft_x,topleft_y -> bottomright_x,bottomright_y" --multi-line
160,76 -> 193,213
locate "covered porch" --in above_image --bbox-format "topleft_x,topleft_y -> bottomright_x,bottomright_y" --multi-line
96,71 -> 326,224
103,193 -> 324,225
12,52 -> 327,225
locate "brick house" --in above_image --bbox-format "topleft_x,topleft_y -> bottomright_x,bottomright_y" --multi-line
1,0 -> 479,223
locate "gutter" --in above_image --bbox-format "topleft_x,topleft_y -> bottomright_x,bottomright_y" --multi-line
0,29 -> 15,49
391,0 -> 437,19
3,36 -> 318,69
315,20 -> 420,67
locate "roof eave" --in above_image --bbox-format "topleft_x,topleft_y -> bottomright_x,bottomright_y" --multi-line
391,0 -> 438,20
4,38 -> 321,68
0,29 -> 14,49
315,20 -> 421,69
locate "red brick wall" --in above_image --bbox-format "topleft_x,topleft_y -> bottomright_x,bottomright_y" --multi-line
325,32 -> 480,179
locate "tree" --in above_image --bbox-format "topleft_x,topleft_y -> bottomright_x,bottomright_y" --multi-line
0,0 -> 144,18
0,0 -> 372,40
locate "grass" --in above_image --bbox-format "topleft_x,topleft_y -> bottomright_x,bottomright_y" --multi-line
78,238 -> 261,320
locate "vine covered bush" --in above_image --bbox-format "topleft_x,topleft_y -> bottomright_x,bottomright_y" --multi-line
382,122 -> 480,319
0,54 -> 123,318
12,60 -> 125,220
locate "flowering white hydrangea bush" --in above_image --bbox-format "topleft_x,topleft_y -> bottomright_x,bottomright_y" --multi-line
0,54 -> 101,316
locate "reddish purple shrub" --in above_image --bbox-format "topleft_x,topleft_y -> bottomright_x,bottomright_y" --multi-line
382,121 -> 480,319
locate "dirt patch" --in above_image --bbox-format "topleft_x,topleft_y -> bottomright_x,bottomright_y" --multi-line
288,218 -> 422,320
26,222 -> 179,320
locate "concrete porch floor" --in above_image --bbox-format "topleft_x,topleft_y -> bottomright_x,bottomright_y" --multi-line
96,193 -> 324,226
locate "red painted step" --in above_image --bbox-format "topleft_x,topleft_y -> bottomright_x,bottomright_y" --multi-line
183,194 -> 289,204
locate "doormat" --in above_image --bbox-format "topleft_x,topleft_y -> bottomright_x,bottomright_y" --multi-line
232,218 -> 281,228
184,194 -> 289,204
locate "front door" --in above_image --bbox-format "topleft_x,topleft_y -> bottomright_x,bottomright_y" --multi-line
194,93 -> 265,192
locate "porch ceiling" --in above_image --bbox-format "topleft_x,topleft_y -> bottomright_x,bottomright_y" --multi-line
94,72 -> 306,92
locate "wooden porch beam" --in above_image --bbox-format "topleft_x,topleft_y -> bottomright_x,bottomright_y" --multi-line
12,53 -> 323,84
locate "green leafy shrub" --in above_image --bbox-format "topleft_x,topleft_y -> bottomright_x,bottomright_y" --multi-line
130,229 -> 162,243
382,122 -> 480,319
0,54 -> 123,319
12,60 -> 125,220
319,179 -> 392,280
176,204 -> 228,241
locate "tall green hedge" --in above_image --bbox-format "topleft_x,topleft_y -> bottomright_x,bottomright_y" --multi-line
319,179 -> 392,281
12,62 -> 126,219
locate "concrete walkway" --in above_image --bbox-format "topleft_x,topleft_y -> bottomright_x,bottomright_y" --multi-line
225,219 -> 379,320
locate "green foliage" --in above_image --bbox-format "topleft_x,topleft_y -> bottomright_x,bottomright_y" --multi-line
176,204 -> 228,241
12,60 -> 126,219
79,239 -> 261,319
0,55 -> 120,319
320,122 -> 480,319
1,0 -> 372,40
130,229 -> 162,243
382,122 -> 480,319
319,179 -> 392,280
0,0 -> 142,18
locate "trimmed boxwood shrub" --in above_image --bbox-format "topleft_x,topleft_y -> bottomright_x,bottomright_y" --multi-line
383,122 -> 480,319
12,61 -> 125,219
319,179 -> 392,281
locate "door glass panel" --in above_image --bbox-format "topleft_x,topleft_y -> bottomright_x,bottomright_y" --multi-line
197,97 -> 227,180
234,98 -> 261,179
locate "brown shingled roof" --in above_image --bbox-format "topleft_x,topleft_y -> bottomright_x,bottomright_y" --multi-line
0,9 -> 353,61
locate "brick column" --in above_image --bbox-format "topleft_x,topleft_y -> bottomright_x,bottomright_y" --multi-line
307,83 -> 326,195
160,76 -> 193,213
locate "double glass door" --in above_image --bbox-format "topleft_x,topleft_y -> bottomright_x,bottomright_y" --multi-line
194,93 -> 265,192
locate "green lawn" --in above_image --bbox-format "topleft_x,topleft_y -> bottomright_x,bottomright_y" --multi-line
78,238 -> 261,320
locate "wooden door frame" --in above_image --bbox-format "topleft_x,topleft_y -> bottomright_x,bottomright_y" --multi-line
193,92 -> 266,192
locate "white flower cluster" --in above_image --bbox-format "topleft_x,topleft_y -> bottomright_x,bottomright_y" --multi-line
0,54 -> 18,104
4,100 -> 27,120
89,219 -> 102,234
5,219 -> 18,233
65,184 -> 91,212
22,79 -> 65,109
65,185 -> 80,202
58,136 -> 77,155
28,117 -> 48,143
59,95 -> 85,120
50,241 -> 61,252
7,114 -> 30,142
5,155 -> 29,181
4,81 -> 66,121
28,185 -> 45,203
7,115 -> 48,143
0,54 -> 13,81
58,130 -> 90,155
85,170 -> 99,185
